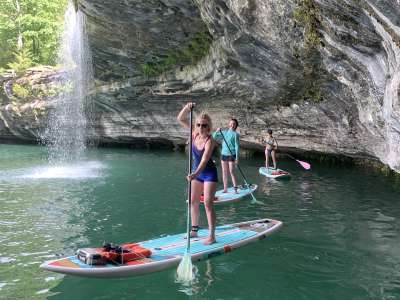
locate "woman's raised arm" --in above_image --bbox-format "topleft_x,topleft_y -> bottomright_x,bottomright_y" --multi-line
177,102 -> 195,129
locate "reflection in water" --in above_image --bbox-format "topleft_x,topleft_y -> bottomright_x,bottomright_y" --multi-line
177,260 -> 215,296
298,179 -> 313,202
175,265 -> 199,296
204,260 -> 216,292
259,178 -> 285,196
218,206 -> 238,225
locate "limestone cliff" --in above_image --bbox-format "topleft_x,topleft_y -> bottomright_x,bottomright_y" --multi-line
0,67 -> 63,143
1,0 -> 399,172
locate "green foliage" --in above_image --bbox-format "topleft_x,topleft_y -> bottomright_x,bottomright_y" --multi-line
141,31 -> 213,77
12,83 -> 30,98
380,165 -> 392,176
302,82 -> 323,103
0,0 -> 68,68
31,81 -> 72,98
10,76 -> 71,104
7,48 -> 33,75
292,1 -> 325,104
293,0 -> 321,47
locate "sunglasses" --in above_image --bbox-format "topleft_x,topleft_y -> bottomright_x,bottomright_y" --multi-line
196,123 -> 209,128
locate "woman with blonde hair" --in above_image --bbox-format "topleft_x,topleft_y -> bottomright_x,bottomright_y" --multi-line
177,102 -> 217,245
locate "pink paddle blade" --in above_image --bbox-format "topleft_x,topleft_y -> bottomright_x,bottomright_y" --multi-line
297,160 -> 311,170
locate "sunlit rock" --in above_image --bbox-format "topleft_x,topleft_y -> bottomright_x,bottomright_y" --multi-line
1,0 -> 399,172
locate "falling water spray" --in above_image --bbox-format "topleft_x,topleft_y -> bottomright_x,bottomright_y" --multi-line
41,1 -> 93,164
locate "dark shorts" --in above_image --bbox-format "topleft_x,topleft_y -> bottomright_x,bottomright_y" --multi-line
196,170 -> 218,183
193,164 -> 218,183
265,149 -> 275,156
221,155 -> 236,162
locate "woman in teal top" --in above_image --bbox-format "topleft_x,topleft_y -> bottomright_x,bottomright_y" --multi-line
213,118 -> 240,193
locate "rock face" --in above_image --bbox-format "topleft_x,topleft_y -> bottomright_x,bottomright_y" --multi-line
1,0 -> 400,172
0,67 -> 63,143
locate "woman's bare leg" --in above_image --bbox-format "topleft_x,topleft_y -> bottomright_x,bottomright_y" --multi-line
190,179 -> 203,237
221,160 -> 229,192
265,150 -> 270,168
228,161 -> 238,190
271,150 -> 277,169
203,181 -> 217,245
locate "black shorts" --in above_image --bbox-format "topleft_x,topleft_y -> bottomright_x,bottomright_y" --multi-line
265,149 -> 276,155
221,155 -> 236,162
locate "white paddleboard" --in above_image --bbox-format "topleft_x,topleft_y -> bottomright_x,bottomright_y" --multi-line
200,184 -> 258,205
259,167 -> 291,179
40,218 -> 282,278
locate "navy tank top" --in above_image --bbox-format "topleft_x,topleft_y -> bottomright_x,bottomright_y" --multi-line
192,134 -> 216,173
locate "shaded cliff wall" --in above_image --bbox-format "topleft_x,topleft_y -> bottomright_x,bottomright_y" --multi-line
1,0 -> 399,172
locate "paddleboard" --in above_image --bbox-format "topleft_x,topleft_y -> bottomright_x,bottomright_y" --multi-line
200,184 -> 258,205
40,218 -> 282,278
259,167 -> 291,179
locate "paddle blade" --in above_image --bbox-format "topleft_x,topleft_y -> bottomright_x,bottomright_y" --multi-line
176,252 -> 195,283
297,160 -> 311,170
250,197 -> 264,205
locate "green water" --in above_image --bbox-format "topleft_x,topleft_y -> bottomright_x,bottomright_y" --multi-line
0,144 -> 399,300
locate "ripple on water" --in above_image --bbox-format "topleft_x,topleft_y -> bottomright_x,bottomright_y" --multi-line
0,257 -> 16,264
20,251 -> 50,257
44,276 -> 56,282
0,221 -> 18,226
36,289 -> 49,295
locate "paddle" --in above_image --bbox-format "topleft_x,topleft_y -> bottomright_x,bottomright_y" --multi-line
218,129 -> 262,205
286,154 -> 311,170
176,106 -> 195,283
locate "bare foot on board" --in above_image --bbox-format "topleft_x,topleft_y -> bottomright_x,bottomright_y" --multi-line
203,237 -> 216,245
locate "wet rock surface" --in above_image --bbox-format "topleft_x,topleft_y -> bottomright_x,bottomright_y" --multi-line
1,0 -> 399,172
0,67 -> 63,143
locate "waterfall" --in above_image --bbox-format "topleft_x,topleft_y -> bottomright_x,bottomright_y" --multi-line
41,1 -> 93,164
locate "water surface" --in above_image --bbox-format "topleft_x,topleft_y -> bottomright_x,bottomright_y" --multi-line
0,144 -> 399,300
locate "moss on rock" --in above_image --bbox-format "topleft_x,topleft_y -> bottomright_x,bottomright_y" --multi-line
293,0 -> 322,48
140,30 -> 213,77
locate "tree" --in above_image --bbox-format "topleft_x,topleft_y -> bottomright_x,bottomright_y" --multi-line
0,0 -> 67,69
7,48 -> 33,75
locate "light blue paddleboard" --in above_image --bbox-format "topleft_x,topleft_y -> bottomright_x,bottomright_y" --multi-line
259,167 -> 291,179
201,184 -> 258,205
40,218 -> 282,278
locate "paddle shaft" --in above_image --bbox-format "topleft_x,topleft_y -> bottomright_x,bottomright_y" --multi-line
285,153 -> 296,161
285,153 -> 311,169
218,129 -> 254,192
186,108 -> 193,251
